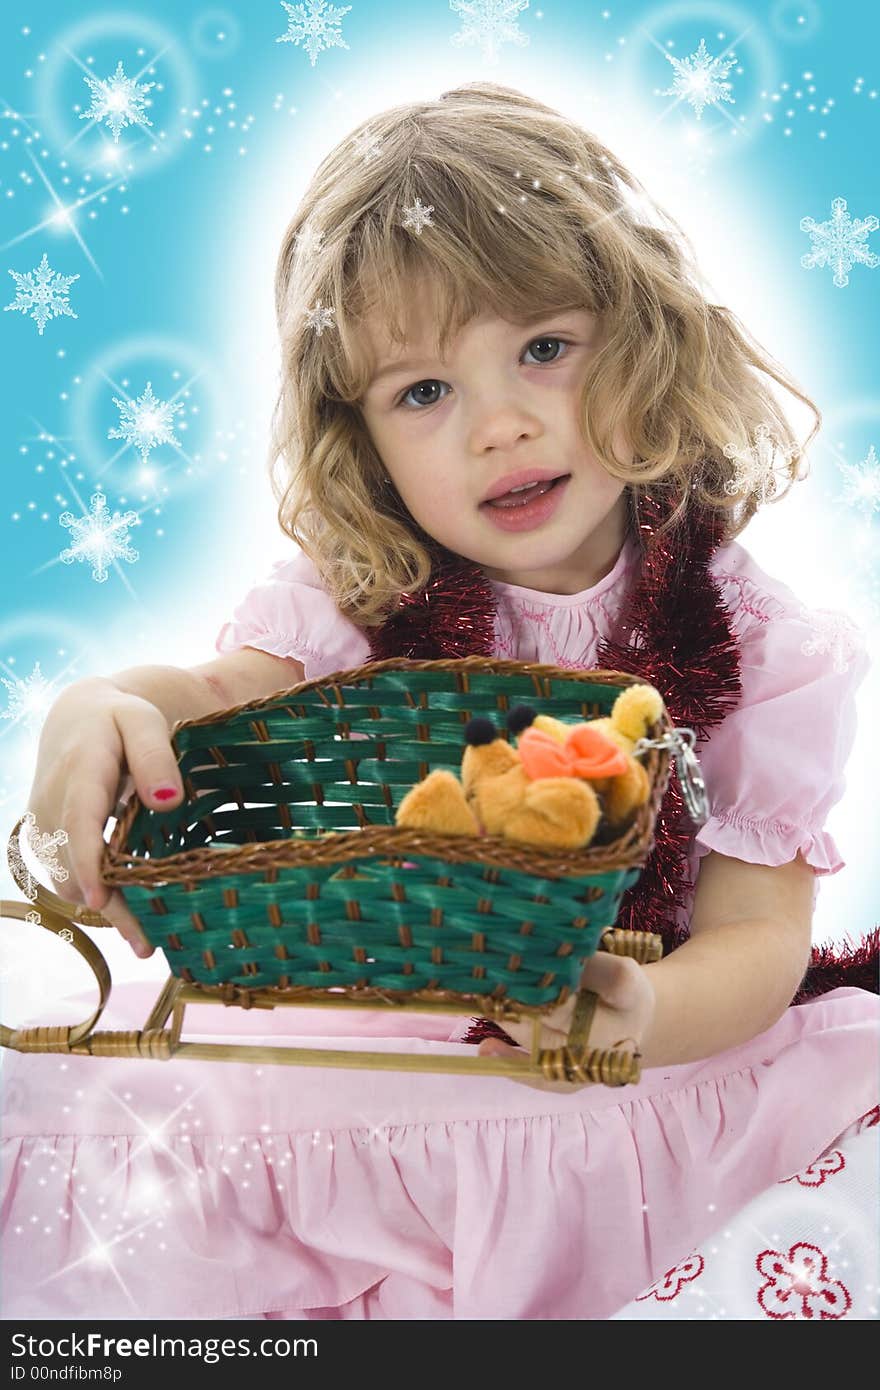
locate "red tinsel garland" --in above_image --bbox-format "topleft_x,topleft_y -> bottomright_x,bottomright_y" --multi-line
365,538 -> 498,662
591,489 -> 742,957
365,490 -> 878,1046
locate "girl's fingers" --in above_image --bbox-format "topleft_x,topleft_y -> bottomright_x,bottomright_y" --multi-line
112,769 -> 136,813
61,781 -> 154,958
479,1038 -> 524,1058
476,954 -> 648,1055
61,768 -> 122,908
112,701 -> 183,810
578,949 -> 642,1003
476,1038 -> 593,1092
96,888 -> 155,958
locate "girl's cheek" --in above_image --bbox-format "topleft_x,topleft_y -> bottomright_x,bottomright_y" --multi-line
396,405 -> 448,434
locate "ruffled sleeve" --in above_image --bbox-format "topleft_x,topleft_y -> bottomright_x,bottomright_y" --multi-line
215,548 -> 372,682
693,579 -> 871,879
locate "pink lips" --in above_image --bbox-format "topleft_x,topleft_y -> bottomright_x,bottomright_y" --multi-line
480,474 -> 571,532
480,468 -> 570,503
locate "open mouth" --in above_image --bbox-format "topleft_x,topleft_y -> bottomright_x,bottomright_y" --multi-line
481,474 -> 571,509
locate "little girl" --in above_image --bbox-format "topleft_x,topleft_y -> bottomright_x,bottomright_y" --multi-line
5,82 -> 878,1321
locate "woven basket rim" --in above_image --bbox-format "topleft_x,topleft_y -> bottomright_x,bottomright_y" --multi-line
167,657 -> 657,733
103,659 -> 673,888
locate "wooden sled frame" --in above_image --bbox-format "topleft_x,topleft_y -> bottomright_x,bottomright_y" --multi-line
2,817 -> 663,1086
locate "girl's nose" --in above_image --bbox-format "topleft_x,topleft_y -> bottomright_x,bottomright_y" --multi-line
470,414 -> 541,453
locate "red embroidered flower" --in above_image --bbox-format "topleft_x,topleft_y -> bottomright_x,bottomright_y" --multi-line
779,1148 -> 845,1187
756,1241 -> 852,1319
636,1252 -> 704,1302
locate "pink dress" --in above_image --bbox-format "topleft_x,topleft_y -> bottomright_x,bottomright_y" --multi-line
2,533 -> 877,1321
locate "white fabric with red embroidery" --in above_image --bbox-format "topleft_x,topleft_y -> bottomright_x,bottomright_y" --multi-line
609,1105 -> 879,1320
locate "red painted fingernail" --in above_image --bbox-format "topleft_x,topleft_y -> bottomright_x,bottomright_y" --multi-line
152,787 -> 178,802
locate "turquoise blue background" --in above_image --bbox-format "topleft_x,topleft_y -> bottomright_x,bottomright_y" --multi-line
0,1 -> 877,988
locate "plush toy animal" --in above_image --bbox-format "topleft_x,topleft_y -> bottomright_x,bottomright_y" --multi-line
394,684 -> 664,852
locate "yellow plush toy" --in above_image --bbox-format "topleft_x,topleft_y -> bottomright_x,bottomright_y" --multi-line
394,684 -> 664,852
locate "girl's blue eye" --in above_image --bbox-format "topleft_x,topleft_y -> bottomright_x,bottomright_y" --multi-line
395,336 -> 571,411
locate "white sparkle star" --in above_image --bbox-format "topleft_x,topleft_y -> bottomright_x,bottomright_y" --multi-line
108,382 -> 183,465
59,490 -> 140,584
401,197 -> 435,236
839,444 -> 880,518
79,60 -> 155,143
294,222 -> 325,262
352,128 -> 382,164
0,664 -> 57,735
449,0 -> 531,65
5,253 -> 79,336
800,196 -> 879,288
722,423 -> 795,505
659,37 -> 737,120
276,0 -> 352,67
305,298 -> 336,335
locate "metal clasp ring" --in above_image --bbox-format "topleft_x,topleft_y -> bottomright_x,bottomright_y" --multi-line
632,726 -> 709,827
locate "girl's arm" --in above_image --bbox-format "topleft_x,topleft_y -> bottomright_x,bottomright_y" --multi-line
638,849 -> 816,1069
108,646 -> 306,725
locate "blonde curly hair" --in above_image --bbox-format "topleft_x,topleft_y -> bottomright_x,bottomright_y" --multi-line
270,81 -> 818,629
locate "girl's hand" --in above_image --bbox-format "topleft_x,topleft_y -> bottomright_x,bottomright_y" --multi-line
477,951 -> 656,1093
24,677 -> 184,959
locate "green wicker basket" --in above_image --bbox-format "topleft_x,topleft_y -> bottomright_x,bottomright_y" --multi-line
98,656 -> 674,1012
3,657 -> 686,1083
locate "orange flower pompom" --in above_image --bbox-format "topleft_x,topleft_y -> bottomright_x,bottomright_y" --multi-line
516,727 -> 572,780
518,724 -> 627,782
564,724 -> 628,778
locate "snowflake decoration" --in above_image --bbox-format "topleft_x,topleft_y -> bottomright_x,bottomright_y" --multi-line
59,490 -> 140,584
294,222 -> 325,262
108,382 -> 183,466
59,927 -> 74,943
659,37 -> 737,121
0,661 -> 56,734
352,127 -> 382,164
5,253 -> 79,336
79,60 -> 155,143
276,0 -> 352,66
722,424 -> 795,505
305,299 -> 336,336
401,198 -> 435,236
800,197 -> 879,289
26,814 -> 70,884
838,444 -> 880,519
798,606 -> 865,676
7,812 -> 69,904
449,0 -> 531,64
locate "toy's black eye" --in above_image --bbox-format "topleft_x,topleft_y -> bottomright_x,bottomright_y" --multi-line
465,717 -> 497,746
506,705 -> 537,735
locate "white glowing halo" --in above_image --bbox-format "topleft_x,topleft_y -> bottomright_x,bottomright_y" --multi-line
35,10 -> 197,178
191,8 -> 242,59
769,0 -> 823,43
622,0 -> 779,160
70,334 -> 226,497
0,611 -> 96,663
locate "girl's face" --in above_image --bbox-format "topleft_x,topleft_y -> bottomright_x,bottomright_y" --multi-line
358,282 -> 630,594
